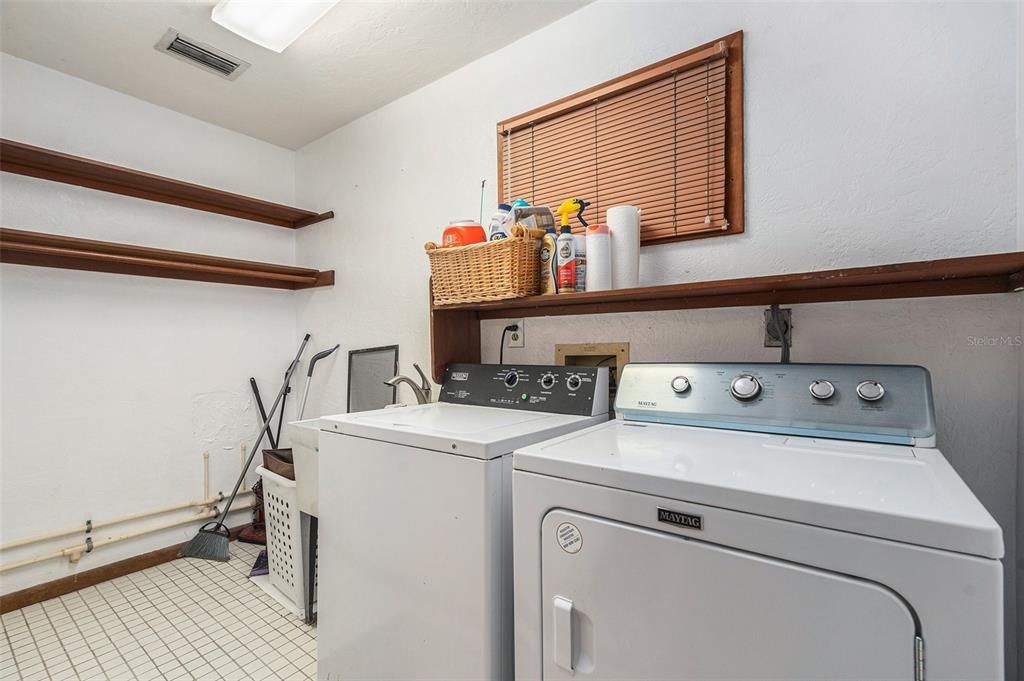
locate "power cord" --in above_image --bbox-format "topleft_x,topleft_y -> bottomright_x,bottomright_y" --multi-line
498,323 -> 519,364
767,304 -> 791,364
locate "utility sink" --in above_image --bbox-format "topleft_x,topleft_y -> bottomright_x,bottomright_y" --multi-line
288,418 -> 321,517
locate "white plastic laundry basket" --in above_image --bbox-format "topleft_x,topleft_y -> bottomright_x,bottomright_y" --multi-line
256,465 -> 305,614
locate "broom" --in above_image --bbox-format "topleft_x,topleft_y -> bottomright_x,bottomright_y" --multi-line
179,334 -> 311,562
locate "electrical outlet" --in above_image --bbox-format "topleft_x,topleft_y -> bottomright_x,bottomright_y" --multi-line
508,319 -> 525,348
763,308 -> 793,347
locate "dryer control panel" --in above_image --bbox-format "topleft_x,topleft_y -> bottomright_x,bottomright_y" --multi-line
615,363 -> 935,446
440,363 -> 609,416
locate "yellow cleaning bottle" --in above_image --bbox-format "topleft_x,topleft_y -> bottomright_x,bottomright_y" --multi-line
554,199 -> 591,294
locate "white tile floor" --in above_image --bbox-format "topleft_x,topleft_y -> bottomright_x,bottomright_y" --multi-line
1,542 -> 316,681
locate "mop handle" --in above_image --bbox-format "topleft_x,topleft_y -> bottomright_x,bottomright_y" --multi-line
297,344 -> 340,420
218,334 -> 311,523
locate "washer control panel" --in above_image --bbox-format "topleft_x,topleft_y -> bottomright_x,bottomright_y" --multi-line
440,363 -> 609,416
615,363 -> 935,445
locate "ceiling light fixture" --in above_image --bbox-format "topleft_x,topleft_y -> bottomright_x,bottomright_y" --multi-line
211,0 -> 340,53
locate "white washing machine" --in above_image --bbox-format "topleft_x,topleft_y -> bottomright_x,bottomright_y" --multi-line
318,363 -> 608,681
514,363 -> 1004,681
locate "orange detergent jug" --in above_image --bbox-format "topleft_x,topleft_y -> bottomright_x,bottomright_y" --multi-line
442,221 -> 486,247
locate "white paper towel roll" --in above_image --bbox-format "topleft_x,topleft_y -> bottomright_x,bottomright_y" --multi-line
607,205 -> 640,289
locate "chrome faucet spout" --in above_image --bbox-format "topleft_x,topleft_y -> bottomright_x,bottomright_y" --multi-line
384,363 -> 432,405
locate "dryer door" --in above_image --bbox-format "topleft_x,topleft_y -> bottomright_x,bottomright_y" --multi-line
541,511 -> 918,680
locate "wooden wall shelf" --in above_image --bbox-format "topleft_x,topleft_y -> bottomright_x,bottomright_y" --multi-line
1,228 -> 334,290
0,139 -> 333,229
430,251 -> 1024,381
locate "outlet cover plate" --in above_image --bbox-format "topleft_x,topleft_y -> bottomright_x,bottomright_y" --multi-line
508,319 -> 525,348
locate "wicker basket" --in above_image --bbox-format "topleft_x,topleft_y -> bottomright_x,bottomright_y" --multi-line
426,225 -> 541,305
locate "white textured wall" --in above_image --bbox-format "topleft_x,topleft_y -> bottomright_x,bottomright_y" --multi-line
0,54 -> 301,594
295,1 -> 1021,673
1016,2 -> 1023,671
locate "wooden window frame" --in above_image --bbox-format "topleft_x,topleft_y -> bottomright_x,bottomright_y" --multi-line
497,31 -> 743,246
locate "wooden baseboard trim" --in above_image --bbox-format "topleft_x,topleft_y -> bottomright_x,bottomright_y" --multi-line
0,525 -> 249,614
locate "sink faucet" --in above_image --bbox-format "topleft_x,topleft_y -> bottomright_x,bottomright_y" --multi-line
384,363 -> 432,405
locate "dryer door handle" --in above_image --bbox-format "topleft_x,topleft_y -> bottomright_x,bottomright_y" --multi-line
552,596 -> 575,672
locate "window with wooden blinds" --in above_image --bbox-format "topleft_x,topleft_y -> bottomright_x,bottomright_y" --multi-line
498,32 -> 743,245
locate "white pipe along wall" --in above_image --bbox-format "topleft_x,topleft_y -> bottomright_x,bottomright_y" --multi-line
0,53 -> 302,594
292,2 -> 1022,675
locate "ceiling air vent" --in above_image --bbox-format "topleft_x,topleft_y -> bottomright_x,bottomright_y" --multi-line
155,29 -> 250,81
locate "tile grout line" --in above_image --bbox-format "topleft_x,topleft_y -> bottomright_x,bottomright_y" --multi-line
36,596 -> 82,679
47,593 -> 106,679
18,606 -> 56,681
165,553 -> 288,679
106,569 -> 182,679
152,552 -> 275,679
137,557 -> 229,679
72,583 -> 144,679
3,540 -> 316,681
1,610 -> 26,681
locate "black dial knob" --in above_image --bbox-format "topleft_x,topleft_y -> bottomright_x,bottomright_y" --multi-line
566,374 -> 582,392
503,370 -> 520,388
540,373 -> 556,390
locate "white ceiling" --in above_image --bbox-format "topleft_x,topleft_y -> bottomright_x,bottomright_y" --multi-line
0,0 -> 586,149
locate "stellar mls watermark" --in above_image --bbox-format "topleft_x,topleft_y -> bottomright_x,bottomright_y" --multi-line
966,335 -> 1023,347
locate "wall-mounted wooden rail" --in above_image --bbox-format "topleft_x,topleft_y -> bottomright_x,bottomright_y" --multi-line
1,228 -> 334,290
429,251 -> 1024,381
0,139 -> 333,229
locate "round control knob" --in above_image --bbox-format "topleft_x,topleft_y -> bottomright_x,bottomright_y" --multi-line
566,374 -> 582,392
730,374 -> 762,401
503,370 -> 520,388
856,380 -> 885,402
809,380 -> 835,400
540,373 -> 556,390
670,376 -> 691,394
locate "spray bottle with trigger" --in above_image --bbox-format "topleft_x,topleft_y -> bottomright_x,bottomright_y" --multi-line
554,198 -> 590,293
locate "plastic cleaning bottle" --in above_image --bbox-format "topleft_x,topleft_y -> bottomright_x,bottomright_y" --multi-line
573,234 -> 587,292
585,223 -> 611,291
540,227 -> 558,295
487,203 -> 512,240
553,198 -> 591,294
556,225 -> 576,293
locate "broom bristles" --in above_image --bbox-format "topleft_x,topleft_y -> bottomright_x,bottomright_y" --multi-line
179,526 -> 231,562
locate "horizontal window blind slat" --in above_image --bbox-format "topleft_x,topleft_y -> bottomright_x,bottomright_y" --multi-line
642,222 -> 728,239
592,151 -> 726,188
642,213 -> 726,232
499,41 -> 737,246
518,183 -> 600,209
596,118 -> 725,162
597,92 -> 726,142
597,136 -> 726,176
644,224 -> 727,242
596,61 -> 725,114
514,84 -> 724,163
593,184 -> 721,214
511,97 -> 726,174
510,150 -> 726,211
597,196 -> 724,226
595,176 -> 727,209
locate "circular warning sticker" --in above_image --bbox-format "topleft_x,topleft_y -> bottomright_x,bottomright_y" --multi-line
556,522 -> 583,554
